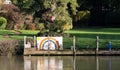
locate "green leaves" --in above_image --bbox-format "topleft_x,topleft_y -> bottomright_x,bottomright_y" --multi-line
0,17 -> 7,29
7,0 -> 78,31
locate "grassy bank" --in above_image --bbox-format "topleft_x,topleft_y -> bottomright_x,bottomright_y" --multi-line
0,28 -> 120,49
65,28 -> 120,49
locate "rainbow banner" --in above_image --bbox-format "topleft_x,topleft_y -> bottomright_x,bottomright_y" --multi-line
37,37 -> 63,50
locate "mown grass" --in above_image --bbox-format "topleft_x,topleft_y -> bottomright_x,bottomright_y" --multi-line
0,28 -> 120,49
65,28 -> 120,49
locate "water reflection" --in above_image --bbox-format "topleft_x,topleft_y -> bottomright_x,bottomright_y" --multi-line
24,56 -> 120,70
72,56 -> 76,70
95,56 -> 120,70
24,56 -> 63,70
96,56 -> 99,70
108,57 -> 112,70
0,56 -> 120,70
24,60 -> 31,70
0,56 -> 24,70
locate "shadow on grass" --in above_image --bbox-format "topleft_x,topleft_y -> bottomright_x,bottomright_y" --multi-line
70,33 -> 120,40
6,34 -> 37,37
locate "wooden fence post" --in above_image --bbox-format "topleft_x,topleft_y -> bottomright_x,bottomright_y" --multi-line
73,36 -> 76,55
96,36 -> 99,55
34,36 -> 36,48
24,36 -> 26,48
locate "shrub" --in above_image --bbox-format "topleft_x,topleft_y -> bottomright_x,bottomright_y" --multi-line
6,21 -> 14,30
54,20 -> 72,32
26,23 -> 36,30
0,40 -> 23,56
0,4 -> 20,23
75,10 -> 90,27
0,17 -> 7,29
36,23 -> 45,30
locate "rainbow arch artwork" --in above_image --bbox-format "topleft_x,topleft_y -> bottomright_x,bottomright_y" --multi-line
37,37 -> 63,50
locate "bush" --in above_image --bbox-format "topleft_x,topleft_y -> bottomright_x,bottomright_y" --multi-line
0,17 -> 7,29
75,10 -> 90,27
6,21 -> 14,30
26,23 -> 36,30
54,20 -> 72,32
36,23 -> 45,30
0,40 -> 23,56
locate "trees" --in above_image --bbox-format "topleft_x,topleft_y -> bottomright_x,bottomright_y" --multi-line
13,0 -> 78,33
34,0 -> 78,33
89,0 -> 120,27
74,0 -> 91,27
1,0 -> 120,30
75,0 -> 120,27
0,4 -> 22,29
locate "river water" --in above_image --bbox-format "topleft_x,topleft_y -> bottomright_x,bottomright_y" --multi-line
0,56 -> 120,70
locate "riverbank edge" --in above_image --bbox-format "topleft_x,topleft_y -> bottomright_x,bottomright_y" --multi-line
24,48 -> 120,56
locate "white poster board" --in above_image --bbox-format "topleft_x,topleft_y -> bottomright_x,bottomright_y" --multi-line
37,37 -> 63,50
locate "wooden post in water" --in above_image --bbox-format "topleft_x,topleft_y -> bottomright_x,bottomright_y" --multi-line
34,36 -> 36,48
73,36 -> 76,55
96,36 -> 99,55
24,36 -> 27,48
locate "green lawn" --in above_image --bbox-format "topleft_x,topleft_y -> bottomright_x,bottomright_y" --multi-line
65,28 -> 120,49
0,28 -> 120,49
